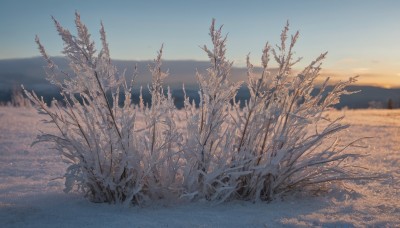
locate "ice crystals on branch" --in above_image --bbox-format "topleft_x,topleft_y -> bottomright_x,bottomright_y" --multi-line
24,14 -> 378,205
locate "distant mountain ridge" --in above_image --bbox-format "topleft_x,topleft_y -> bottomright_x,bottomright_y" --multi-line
0,57 -> 248,89
0,57 -> 399,109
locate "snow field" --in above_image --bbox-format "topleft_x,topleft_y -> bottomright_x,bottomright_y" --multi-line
0,107 -> 399,227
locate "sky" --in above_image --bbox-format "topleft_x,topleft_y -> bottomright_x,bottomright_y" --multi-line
1,0 -> 400,88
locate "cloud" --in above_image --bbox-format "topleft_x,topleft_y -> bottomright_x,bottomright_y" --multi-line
352,68 -> 369,73
336,58 -> 358,64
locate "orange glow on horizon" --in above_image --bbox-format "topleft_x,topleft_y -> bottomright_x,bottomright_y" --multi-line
319,69 -> 400,89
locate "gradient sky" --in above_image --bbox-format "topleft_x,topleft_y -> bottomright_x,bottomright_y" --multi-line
1,0 -> 400,87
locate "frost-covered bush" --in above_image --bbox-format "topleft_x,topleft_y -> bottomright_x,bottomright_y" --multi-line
230,24 -> 363,201
180,21 -> 366,202
24,13 -> 181,205
181,20 -> 242,201
26,14 -> 372,205
137,45 -> 183,201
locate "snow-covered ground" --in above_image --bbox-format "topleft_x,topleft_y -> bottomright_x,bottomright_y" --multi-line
0,107 -> 399,227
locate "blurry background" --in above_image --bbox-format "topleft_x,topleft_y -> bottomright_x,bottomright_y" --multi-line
1,0 -> 399,108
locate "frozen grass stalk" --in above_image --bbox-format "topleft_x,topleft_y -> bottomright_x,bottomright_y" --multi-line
24,12 -> 180,205
25,14 -> 378,205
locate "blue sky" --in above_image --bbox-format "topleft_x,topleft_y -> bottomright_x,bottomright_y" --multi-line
1,0 -> 400,87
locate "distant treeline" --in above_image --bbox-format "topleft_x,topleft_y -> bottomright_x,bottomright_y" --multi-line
1,85 -> 399,109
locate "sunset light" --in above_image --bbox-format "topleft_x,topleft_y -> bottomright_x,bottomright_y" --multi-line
0,0 -> 400,88
1,1 -> 400,226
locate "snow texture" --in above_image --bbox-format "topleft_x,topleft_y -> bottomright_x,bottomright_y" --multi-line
0,107 -> 399,227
